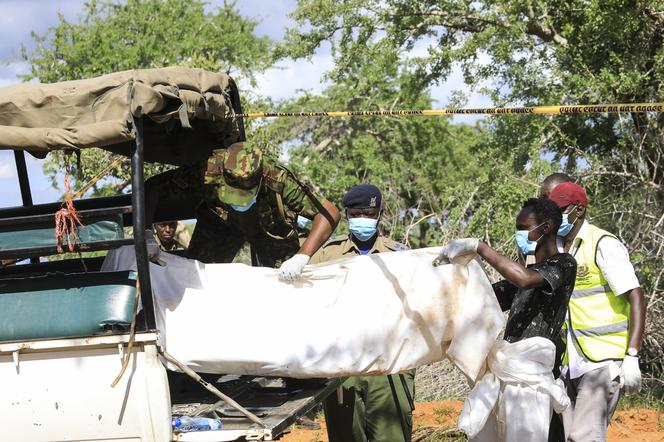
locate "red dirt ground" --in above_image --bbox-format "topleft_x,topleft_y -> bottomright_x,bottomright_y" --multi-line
278,401 -> 664,441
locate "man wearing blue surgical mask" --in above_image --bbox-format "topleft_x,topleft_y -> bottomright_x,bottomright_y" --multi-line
146,142 -> 340,279
435,198 -> 576,441
537,172 -> 574,442
550,183 -> 645,442
310,184 -> 415,442
435,198 -> 576,345
310,184 -> 408,261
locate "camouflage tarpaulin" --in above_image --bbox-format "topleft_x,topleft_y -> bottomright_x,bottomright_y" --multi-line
0,67 -> 243,165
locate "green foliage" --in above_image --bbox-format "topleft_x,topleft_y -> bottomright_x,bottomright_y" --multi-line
22,0 -> 271,83
258,46 -> 474,245
261,38 -> 556,253
279,0 -> 664,389
22,0 -> 272,195
617,383 -> 664,411
279,0 -> 664,185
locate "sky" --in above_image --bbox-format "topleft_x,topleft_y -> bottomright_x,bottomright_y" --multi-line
0,0 -> 491,208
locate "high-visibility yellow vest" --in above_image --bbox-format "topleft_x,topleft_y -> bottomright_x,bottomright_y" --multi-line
563,224 -> 630,363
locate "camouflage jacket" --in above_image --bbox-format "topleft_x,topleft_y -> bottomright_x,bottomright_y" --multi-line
203,159 -> 326,242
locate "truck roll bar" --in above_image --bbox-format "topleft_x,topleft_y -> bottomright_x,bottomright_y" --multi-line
131,116 -> 156,330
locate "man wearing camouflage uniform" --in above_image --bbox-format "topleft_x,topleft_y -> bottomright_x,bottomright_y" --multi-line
310,184 -> 415,442
146,142 -> 340,280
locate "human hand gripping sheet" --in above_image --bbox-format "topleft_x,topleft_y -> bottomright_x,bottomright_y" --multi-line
102,246 -> 505,382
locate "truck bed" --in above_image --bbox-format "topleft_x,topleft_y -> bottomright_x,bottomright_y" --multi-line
169,372 -> 342,441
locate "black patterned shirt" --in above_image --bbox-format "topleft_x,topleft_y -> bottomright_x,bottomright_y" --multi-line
492,253 -> 577,343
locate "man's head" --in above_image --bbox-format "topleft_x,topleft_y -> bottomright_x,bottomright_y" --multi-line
210,142 -> 264,208
539,172 -> 573,198
516,197 -> 563,252
342,184 -> 382,220
548,182 -> 588,232
153,221 -> 178,245
342,184 -> 382,242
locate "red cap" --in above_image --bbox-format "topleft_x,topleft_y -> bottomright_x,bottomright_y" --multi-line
549,182 -> 588,208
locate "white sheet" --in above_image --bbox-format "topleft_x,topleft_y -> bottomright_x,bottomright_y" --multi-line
102,246 -> 505,382
459,337 -> 570,441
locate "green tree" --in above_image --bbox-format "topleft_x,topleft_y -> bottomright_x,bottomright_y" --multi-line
22,0 -> 272,195
257,43 -> 553,254
278,0 -> 663,189
277,0 -> 664,383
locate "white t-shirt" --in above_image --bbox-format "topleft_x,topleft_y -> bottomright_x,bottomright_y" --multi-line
557,221 -> 640,379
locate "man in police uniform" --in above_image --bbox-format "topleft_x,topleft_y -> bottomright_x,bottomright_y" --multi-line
549,182 -> 645,442
310,184 -> 415,442
146,142 -> 340,280
152,221 -> 191,251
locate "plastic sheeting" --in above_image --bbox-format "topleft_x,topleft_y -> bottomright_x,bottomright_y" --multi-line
102,246 -> 505,382
459,337 -> 570,442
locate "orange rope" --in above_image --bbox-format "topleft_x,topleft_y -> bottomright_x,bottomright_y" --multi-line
55,171 -> 83,253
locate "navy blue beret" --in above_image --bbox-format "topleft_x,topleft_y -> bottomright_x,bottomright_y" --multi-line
342,184 -> 382,209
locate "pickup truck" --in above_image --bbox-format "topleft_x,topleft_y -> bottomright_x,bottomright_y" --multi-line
0,67 -> 340,442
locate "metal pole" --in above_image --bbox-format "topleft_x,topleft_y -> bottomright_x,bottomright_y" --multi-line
13,151 -> 33,206
161,350 -> 266,428
399,373 -> 415,411
131,117 -> 156,330
14,150 -> 40,263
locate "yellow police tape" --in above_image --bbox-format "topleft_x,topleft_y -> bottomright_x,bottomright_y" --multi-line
65,102 -> 662,199
235,102 -> 664,119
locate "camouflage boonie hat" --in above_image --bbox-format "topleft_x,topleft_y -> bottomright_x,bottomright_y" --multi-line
208,142 -> 264,206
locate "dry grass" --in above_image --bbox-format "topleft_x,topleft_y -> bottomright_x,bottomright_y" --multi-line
414,360 -> 470,402
411,426 -> 468,442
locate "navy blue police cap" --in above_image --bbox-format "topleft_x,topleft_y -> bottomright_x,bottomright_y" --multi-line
342,184 -> 382,209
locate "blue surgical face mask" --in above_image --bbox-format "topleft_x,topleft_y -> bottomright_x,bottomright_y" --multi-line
348,217 -> 378,242
297,215 -> 312,230
230,194 -> 257,212
557,206 -> 578,237
515,222 -> 545,255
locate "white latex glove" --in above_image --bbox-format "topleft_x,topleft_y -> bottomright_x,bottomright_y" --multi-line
621,355 -> 641,394
278,254 -> 310,281
433,238 -> 479,266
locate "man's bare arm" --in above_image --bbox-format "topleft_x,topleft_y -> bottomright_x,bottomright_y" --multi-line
298,199 -> 341,257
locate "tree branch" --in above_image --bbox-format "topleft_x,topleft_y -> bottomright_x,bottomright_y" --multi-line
525,4 -> 568,45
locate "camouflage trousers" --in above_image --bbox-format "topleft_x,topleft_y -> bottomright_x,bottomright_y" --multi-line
185,204 -> 300,268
